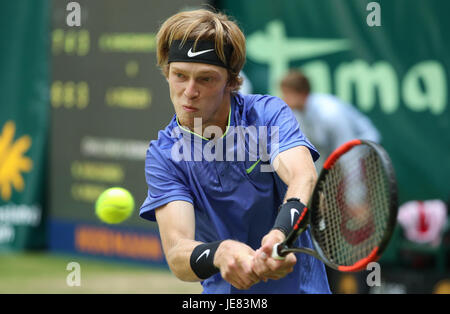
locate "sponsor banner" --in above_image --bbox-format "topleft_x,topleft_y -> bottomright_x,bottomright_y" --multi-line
49,219 -> 166,266
0,1 -> 49,250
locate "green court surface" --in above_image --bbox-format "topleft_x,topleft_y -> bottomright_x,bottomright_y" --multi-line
0,252 -> 202,294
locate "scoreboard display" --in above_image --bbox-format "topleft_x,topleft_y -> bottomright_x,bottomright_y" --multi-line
49,0 -> 207,263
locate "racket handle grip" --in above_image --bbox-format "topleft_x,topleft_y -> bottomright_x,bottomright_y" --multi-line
271,243 -> 286,260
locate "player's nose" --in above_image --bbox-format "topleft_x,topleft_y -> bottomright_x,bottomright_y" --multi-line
184,79 -> 199,99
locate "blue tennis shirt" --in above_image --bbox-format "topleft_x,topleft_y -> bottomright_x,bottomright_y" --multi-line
140,92 -> 331,294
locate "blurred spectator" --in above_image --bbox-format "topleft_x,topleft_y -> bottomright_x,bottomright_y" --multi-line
239,71 -> 253,94
280,69 -> 381,169
398,200 -> 448,247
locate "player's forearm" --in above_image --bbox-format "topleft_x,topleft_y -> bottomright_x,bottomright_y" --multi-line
283,168 -> 317,204
274,146 -> 318,204
155,201 -> 202,281
165,238 -> 203,282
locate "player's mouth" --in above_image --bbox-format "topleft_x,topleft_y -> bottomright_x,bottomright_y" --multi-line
182,105 -> 198,112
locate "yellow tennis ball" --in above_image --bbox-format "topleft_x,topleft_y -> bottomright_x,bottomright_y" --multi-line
95,187 -> 134,224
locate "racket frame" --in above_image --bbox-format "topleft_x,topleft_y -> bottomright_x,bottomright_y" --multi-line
272,139 -> 398,272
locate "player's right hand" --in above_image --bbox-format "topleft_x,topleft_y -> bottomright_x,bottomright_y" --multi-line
213,240 -> 260,290
253,229 -> 297,281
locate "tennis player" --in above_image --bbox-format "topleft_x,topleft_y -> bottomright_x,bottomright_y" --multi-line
140,9 -> 330,294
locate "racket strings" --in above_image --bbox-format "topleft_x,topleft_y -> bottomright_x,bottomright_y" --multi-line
312,145 -> 391,267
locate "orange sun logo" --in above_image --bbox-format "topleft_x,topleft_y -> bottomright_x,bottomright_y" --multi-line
0,121 -> 33,201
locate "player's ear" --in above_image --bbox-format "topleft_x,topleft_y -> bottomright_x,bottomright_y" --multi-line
225,81 -> 235,92
225,74 -> 238,92
226,71 -> 244,93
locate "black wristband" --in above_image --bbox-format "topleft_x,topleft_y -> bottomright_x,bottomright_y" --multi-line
272,198 -> 307,236
190,241 -> 222,280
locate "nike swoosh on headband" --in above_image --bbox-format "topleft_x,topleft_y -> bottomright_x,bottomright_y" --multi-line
187,48 -> 215,58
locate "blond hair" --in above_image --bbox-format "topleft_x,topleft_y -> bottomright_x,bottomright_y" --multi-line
156,9 -> 246,91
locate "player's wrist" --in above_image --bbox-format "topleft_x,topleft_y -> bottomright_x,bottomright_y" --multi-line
190,240 -> 223,280
272,198 -> 307,236
268,228 -> 286,240
212,239 -> 230,268
285,197 -> 302,203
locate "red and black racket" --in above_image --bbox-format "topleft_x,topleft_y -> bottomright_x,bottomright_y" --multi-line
272,139 -> 398,272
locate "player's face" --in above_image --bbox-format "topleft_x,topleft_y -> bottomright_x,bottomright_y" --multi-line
167,62 -> 232,132
281,87 -> 307,112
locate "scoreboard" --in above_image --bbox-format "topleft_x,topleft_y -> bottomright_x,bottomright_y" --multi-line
49,0 -> 207,263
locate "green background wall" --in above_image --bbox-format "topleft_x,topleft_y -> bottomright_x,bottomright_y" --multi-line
218,0 -> 450,205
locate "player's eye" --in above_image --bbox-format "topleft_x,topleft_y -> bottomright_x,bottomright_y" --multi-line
172,72 -> 186,80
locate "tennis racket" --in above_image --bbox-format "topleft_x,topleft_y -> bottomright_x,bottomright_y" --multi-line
272,139 -> 398,272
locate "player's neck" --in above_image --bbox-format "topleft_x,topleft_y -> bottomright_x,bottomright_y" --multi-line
180,96 -> 231,140
196,103 -> 231,140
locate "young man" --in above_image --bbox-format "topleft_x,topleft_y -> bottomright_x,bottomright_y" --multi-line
280,70 -> 381,170
140,9 -> 330,294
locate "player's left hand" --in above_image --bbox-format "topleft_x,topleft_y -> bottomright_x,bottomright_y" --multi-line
252,229 -> 297,282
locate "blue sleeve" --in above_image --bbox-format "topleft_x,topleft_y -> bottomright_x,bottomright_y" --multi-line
262,96 -> 319,163
139,144 -> 193,222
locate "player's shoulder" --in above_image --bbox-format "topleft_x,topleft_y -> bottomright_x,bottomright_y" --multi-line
147,115 -> 179,160
238,92 -> 286,109
235,92 -> 288,124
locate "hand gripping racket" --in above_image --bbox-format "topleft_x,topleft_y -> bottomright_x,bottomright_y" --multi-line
272,139 -> 398,272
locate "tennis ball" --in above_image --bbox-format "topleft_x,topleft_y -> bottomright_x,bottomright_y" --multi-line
95,187 -> 134,224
